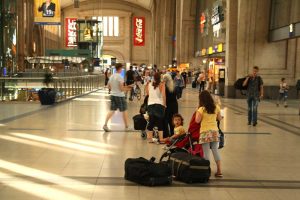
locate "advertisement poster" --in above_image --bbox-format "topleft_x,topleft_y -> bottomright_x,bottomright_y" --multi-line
133,17 -> 145,46
65,18 -> 77,47
34,0 -> 61,24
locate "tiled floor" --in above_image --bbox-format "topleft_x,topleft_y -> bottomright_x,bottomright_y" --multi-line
0,87 -> 300,199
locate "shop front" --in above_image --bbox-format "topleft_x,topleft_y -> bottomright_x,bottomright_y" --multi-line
0,0 -> 17,77
207,57 -> 225,96
200,43 -> 226,96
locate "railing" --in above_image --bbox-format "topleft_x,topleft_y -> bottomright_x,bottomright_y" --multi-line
0,75 -> 104,102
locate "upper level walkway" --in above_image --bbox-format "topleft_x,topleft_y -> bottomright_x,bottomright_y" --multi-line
0,87 -> 299,200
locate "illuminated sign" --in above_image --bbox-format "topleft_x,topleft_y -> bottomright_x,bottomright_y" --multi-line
200,13 -> 206,33
133,17 -> 145,46
208,47 -> 213,54
65,18 -> 77,47
201,48 -> 207,56
217,43 -> 223,52
34,0 -> 61,25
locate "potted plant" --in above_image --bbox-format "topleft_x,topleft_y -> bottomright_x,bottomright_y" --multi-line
38,72 -> 56,105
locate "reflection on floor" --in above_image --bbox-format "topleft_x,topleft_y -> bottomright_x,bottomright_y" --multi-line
0,88 -> 299,200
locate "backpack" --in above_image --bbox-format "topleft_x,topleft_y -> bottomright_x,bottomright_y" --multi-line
234,77 -> 248,90
234,76 -> 262,95
124,157 -> 172,186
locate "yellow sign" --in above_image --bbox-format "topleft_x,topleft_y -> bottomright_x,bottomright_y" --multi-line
208,47 -> 213,54
217,43 -> 223,52
201,48 -> 206,56
34,0 -> 61,24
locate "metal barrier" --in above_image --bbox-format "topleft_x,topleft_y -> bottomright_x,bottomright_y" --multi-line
0,75 -> 104,102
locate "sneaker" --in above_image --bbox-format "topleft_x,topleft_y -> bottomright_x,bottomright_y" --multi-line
284,105 -> 288,108
253,122 -> 257,127
248,122 -> 251,126
103,125 -> 110,132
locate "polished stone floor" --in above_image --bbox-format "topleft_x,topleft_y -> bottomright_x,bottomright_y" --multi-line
0,87 -> 300,200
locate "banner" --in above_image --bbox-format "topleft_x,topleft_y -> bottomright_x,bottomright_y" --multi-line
133,17 -> 145,46
34,0 -> 61,25
65,18 -> 77,47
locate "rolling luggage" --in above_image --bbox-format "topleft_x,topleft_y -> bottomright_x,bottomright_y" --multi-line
169,152 -> 210,183
192,81 -> 197,88
124,157 -> 172,186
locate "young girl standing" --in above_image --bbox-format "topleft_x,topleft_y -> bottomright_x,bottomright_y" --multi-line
195,90 -> 223,177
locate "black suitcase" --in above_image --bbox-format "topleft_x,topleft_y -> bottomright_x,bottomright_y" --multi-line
169,152 -> 210,183
192,81 -> 197,88
124,157 -> 172,186
132,114 -> 147,130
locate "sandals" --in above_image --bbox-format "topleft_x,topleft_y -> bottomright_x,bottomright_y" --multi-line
215,173 -> 223,178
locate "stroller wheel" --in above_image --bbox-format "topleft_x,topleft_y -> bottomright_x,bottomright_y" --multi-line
141,130 -> 147,140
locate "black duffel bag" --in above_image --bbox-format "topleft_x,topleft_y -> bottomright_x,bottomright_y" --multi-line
124,157 -> 172,186
169,152 -> 210,183
132,114 -> 147,130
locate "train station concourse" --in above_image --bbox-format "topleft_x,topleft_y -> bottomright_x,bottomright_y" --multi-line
0,0 -> 300,199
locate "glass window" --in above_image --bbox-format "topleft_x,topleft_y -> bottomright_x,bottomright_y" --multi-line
114,16 -> 119,36
108,17 -> 113,36
103,16 -> 108,36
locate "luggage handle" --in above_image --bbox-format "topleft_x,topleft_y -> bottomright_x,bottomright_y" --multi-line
149,157 -> 156,163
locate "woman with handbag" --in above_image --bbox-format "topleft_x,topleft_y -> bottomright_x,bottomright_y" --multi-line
145,72 -> 166,143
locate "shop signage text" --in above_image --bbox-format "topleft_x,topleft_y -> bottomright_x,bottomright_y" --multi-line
200,13 -> 206,33
66,18 -> 77,47
133,17 -> 145,46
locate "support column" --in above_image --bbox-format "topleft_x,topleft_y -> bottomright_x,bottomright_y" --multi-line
175,0 -> 184,65
224,0 -> 238,98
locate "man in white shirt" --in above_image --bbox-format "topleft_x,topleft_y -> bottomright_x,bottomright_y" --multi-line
103,63 -> 133,132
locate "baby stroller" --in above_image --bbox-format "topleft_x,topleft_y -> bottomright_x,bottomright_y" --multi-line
159,112 -> 203,162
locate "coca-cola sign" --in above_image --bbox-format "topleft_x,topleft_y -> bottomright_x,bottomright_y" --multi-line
133,17 -> 145,46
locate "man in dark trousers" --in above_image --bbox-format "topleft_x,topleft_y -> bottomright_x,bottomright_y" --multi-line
125,66 -> 135,101
243,66 -> 264,126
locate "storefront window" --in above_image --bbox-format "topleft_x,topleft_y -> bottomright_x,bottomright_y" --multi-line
0,0 -> 17,77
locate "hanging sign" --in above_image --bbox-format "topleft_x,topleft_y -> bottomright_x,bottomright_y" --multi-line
133,17 -> 145,46
34,0 -> 61,25
65,18 -> 77,47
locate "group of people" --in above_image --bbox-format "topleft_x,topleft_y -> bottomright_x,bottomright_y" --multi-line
102,63 -> 298,179
103,63 -> 224,178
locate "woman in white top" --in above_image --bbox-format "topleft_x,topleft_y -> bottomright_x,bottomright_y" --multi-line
145,72 -> 166,143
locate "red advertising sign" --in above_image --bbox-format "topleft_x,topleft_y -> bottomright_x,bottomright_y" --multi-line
133,17 -> 145,46
65,18 -> 77,47
200,13 -> 206,33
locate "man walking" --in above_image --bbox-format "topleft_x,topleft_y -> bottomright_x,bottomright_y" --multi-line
103,63 -> 133,132
197,71 -> 206,92
125,66 -> 135,101
243,66 -> 264,126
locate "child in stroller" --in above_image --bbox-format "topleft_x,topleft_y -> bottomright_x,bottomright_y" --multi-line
160,112 -> 203,162
160,114 -> 185,144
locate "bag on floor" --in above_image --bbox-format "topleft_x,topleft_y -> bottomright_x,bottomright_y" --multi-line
192,81 -> 197,88
124,157 -> 172,186
132,114 -> 147,130
169,152 -> 210,183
